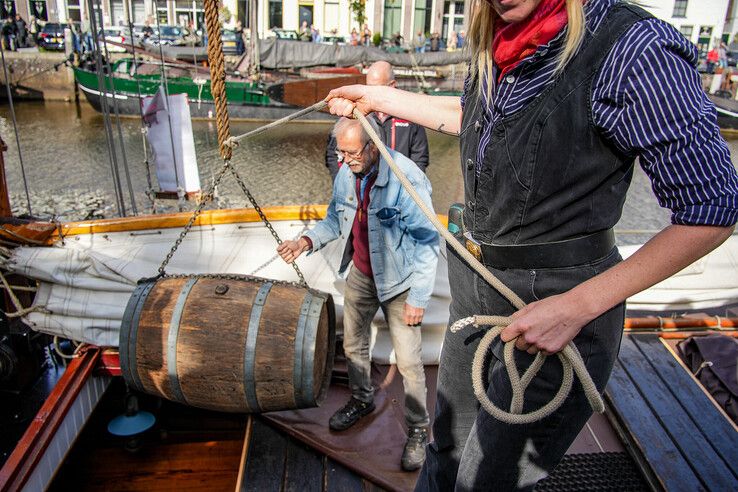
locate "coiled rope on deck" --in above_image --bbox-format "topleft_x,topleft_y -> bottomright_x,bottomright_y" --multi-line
351,109 -> 604,424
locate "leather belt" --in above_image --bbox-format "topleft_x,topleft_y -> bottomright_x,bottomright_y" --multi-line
464,229 -> 616,269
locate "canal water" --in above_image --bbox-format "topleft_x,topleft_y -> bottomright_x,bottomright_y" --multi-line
0,100 -> 735,246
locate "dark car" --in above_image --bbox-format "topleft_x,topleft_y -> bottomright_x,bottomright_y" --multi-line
222,29 -> 240,55
143,25 -> 198,47
38,23 -> 67,51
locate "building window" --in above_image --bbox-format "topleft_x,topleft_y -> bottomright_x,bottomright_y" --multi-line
323,0 -> 339,35
67,0 -> 81,22
29,0 -> 47,20
442,0 -> 464,40
383,0 -> 402,40
673,0 -> 688,18
269,0 -> 282,28
413,0 -> 432,37
679,25 -> 693,41
0,0 -> 15,19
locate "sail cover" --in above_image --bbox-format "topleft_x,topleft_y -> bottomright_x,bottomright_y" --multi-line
5,218 -> 450,364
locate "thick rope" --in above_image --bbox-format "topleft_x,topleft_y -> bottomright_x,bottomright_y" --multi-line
352,109 -> 604,424
203,0 -> 232,160
224,100 -> 329,148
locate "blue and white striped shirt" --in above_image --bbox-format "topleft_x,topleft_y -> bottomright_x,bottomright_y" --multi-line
462,0 -> 738,227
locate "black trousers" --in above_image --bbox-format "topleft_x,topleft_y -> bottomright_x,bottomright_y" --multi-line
415,240 -> 625,492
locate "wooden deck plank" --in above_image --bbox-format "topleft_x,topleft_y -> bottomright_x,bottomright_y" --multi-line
605,357 -> 701,491
240,418 -> 288,492
283,437 -> 325,492
615,336 -> 736,490
325,458 -> 366,492
632,335 -> 738,478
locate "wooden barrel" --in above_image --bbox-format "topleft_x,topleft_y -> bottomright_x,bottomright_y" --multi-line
119,276 -> 335,413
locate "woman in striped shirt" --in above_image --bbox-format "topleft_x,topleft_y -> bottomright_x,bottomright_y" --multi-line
327,0 -> 738,490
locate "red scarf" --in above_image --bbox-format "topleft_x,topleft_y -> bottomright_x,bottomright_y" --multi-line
493,0 -> 568,81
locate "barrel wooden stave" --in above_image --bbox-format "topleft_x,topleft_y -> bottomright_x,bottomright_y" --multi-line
121,276 -> 335,414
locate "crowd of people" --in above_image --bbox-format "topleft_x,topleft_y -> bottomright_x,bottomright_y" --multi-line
1,14 -> 39,51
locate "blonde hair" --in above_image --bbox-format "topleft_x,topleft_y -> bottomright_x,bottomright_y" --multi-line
467,0 -> 586,95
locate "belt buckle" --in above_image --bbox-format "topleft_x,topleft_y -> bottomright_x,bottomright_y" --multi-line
465,238 -> 482,262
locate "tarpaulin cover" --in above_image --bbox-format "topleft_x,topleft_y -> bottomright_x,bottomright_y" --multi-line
157,38 -> 470,69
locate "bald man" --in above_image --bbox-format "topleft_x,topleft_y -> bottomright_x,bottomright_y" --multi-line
325,61 -> 429,180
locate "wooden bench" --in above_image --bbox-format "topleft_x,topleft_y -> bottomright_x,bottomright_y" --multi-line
605,333 -> 738,491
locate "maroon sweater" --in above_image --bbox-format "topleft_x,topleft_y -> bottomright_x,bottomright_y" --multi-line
351,172 -> 377,277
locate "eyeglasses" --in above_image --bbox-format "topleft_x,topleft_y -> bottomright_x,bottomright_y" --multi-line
336,140 -> 370,163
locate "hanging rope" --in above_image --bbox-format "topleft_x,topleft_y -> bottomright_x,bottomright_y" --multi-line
203,0 -> 232,160
0,43 -> 32,216
351,109 -> 604,424
155,0 -> 310,286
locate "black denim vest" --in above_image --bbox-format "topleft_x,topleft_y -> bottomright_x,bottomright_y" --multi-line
460,3 -> 650,245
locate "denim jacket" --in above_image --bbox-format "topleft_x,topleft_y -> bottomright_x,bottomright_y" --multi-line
304,149 -> 439,308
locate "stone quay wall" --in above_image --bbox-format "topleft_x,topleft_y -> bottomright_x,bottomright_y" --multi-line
0,51 -> 76,102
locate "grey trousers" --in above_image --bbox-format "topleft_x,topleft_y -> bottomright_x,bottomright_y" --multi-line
415,242 -> 625,491
342,266 -> 430,428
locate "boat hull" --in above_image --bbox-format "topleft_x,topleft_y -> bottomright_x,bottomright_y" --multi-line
78,82 -> 336,122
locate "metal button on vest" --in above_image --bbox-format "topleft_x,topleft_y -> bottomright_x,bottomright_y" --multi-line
474,120 -> 481,132
467,200 -> 475,210
506,74 -> 515,84
466,158 -> 474,170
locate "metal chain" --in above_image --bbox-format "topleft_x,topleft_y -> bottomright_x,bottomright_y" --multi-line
154,271 -> 304,289
156,159 -> 308,287
228,165 -> 307,286
156,160 -> 231,276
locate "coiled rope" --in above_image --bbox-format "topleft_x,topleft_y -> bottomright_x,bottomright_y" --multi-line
352,109 -> 604,424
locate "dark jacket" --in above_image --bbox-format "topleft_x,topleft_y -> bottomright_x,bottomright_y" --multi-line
325,114 -> 429,180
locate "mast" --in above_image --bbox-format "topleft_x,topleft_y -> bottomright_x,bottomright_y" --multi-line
248,0 -> 259,80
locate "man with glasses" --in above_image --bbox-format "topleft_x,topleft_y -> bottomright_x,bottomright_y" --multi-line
325,61 -> 429,180
278,117 -> 439,471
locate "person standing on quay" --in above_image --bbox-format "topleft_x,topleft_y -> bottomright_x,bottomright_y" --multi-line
326,0 -> 738,490
278,117 -> 439,472
326,61 -> 429,180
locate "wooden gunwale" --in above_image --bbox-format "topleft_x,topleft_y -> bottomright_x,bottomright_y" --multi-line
40,205 -> 449,243
0,347 -> 101,492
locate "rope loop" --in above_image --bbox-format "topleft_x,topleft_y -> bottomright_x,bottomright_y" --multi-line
453,316 -> 605,424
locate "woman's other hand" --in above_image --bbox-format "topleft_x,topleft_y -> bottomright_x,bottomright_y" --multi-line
325,85 -> 378,117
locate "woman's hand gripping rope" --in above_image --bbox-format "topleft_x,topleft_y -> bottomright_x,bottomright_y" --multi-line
450,314 -> 605,425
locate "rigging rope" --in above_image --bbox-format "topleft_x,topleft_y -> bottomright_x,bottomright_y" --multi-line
351,109 -> 604,424
124,7 -> 156,213
85,0 -> 126,217
95,0 -> 138,215
0,43 -> 32,216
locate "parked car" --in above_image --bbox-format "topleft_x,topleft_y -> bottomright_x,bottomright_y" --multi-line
143,25 -> 198,47
266,28 -> 299,40
321,35 -> 346,45
37,23 -> 67,51
98,27 -> 135,52
221,29 -> 241,55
